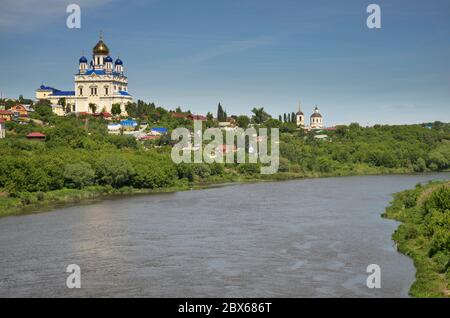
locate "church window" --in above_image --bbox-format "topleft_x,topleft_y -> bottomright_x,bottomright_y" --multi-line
79,87 -> 83,96
105,87 -> 109,96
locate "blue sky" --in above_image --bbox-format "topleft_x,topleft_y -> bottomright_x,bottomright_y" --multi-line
0,0 -> 449,125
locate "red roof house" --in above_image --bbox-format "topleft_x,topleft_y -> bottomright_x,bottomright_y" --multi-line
188,114 -> 207,121
140,135 -> 160,141
171,112 -> 188,119
26,132 -> 46,140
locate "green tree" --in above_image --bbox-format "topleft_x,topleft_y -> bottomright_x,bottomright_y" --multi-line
125,102 -> 137,118
34,99 -> 54,119
217,103 -> 225,121
64,162 -> 95,189
111,103 -> 122,116
58,98 -> 66,109
251,107 -> 271,124
131,156 -> 176,189
88,103 -> 97,114
236,115 -> 250,129
95,155 -> 134,188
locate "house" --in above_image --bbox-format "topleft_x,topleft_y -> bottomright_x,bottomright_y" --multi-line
22,104 -> 34,113
10,104 -> 29,116
0,118 -> 5,139
10,104 -> 33,121
150,127 -> 168,135
314,134 -> 330,141
140,135 -> 160,141
120,119 -> 138,130
188,114 -> 207,121
218,122 -> 232,128
0,110 -> 12,122
51,104 -> 65,116
26,132 -> 46,141
171,112 -> 187,118
107,123 -> 122,134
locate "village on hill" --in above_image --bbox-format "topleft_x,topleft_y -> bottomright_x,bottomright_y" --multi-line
0,36 -> 336,145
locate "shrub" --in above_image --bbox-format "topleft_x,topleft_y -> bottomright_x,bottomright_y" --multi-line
192,164 -> 211,179
94,155 -> 135,188
64,162 -> 95,189
237,163 -> 260,175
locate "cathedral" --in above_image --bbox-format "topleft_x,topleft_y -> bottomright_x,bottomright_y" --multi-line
296,102 -> 324,129
36,35 -> 132,115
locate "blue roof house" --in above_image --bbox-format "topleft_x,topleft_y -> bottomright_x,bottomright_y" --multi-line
150,127 -> 168,135
120,119 -> 138,130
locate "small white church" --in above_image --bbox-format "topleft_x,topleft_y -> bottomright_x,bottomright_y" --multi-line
35,35 -> 132,115
295,102 -> 324,129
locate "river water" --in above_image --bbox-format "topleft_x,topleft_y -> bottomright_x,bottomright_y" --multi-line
0,173 -> 449,298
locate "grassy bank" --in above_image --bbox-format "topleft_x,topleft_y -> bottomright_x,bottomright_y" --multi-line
382,181 -> 450,297
0,166 -> 431,219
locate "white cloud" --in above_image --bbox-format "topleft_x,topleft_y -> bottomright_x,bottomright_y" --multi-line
0,0 -> 112,31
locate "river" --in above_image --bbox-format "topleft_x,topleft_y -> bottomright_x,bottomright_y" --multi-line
0,173 -> 449,297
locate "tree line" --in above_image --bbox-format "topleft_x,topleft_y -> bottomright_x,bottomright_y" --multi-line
1,98 -> 449,201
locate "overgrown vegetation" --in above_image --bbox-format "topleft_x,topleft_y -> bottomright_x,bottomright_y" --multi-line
382,182 -> 450,297
1,100 -> 450,217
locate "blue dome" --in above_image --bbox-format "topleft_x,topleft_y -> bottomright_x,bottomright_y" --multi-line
115,58 -> 123,65
104,56 -> 113,63
79,56 -> 87,63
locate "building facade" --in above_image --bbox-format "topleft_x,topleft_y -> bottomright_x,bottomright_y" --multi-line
0,110 -> 12,122
0,118 -> 5,139
310,106 -> 323,129
295,101 -> 305,127
36,36 -> 132,115
295,103 -> 324,129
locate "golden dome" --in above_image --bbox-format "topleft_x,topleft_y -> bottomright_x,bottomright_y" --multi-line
93,39 -> 109,55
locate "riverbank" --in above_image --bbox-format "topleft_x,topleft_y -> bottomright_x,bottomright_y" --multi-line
0,166 -> 442,219
382,181 -> 450,298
